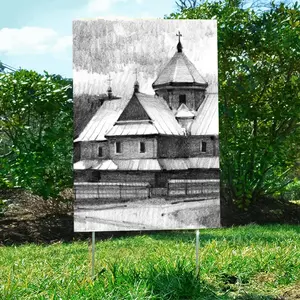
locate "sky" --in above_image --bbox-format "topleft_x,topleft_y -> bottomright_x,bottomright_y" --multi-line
0,0 -> 177,78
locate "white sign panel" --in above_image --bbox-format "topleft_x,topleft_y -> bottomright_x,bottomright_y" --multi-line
73,19 -> 220,232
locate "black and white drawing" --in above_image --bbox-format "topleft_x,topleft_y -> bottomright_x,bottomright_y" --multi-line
73,19 -> 220,232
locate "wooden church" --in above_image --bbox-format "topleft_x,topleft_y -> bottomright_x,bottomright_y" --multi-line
74,32 -> 219,189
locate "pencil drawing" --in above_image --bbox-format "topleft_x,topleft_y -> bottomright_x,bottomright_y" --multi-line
73,19 -> 220,232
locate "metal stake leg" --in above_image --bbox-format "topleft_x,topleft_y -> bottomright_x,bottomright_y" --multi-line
195,229 -> 200,277
91,231 -> 95,279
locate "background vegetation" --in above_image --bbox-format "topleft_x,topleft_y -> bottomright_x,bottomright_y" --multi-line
1,0 -> 299,212
0,0 -> 299,242
0,71 -> 73,198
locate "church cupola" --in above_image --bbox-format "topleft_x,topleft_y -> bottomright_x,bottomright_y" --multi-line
175,103 -> 195,134
133,68 -> 139,93
107,86 -> 112,99
152,31 -> 208,112
107,74 -> 113,99
134,81 -> 139,93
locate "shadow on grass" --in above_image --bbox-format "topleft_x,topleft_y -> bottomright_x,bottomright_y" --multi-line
146,264 -> 220,299
144,264 -> 283,300
93,259 -> 227,299
92,260 -> 281,300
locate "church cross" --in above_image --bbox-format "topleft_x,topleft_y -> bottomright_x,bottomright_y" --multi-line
107,74 -> 112,86
135,68 -> 138,81
176,31 -> 182,43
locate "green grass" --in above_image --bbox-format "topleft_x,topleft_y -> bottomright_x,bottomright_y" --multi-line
0,225 -> 299,299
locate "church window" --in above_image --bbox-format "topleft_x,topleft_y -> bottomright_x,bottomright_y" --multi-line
98,146 -> 103,157
140,141 -> 146,153
179,94 -> 186,105
201,141 -> 207,153
116,141 -> 121,153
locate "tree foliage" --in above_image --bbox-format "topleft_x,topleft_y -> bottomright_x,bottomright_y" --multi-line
175,0 -> 201,10
1,1 -> 299,208
0,70 -> 73,198
169,1 -> 300,207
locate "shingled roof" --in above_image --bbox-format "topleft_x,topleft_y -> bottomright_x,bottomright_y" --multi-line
106,92 -> 184,137
74,99 -> 128,142
137,93 -> 185,135
175,103 -> 195,118
190,93 -> 219,136
74,156 -> 219,171
152,51 -> 208,88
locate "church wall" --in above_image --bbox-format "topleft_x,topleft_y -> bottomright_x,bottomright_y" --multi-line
74,142 -> 81,163
170,89 -> 204,111
215,137 -> 220,156
80,141 -> 109,160
101,171 -> 156,185
75,169 -> 219,186
157,136 -> 188,158
74,170 -> 100,182
108,137 -> 157,159
156,136 -> 219,158
188,136 -> 216,157
156,88 -> 205,111
79,136 -> 219,160
194,89 -> 206,110
155,169 -> 220,187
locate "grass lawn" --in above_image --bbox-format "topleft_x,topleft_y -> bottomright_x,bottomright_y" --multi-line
0,224 -> 299,299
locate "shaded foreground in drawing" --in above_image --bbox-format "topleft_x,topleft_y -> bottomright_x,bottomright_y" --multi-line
73,20 -> 220,232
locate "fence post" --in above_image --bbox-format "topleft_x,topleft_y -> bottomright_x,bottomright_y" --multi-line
91,231 -> 96,279
185,182 -> 188,195
195,229 -> 200,277
119,185 -> 122,199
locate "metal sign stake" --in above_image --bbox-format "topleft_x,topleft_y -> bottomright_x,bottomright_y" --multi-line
195,229 -> 200,277
91,231 -> 95,279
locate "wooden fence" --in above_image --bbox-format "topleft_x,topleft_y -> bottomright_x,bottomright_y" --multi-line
74,182 -> 150,201
74,179 -> 219,201
167,179 -> 219,197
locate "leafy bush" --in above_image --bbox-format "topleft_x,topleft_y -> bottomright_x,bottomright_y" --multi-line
282,180 -> 300,201
0,70 -> 73,198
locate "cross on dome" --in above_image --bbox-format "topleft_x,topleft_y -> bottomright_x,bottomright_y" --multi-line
176,31 -> 182,42
107,74 -> 112,87
176,31 -> 183,52
135,68 -> 138,81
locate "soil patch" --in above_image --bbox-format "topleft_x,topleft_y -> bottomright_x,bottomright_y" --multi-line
221,196 -> 300,226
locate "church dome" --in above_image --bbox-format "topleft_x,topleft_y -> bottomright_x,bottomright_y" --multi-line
152,33 -> 208,90
153,52 -> 207,88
